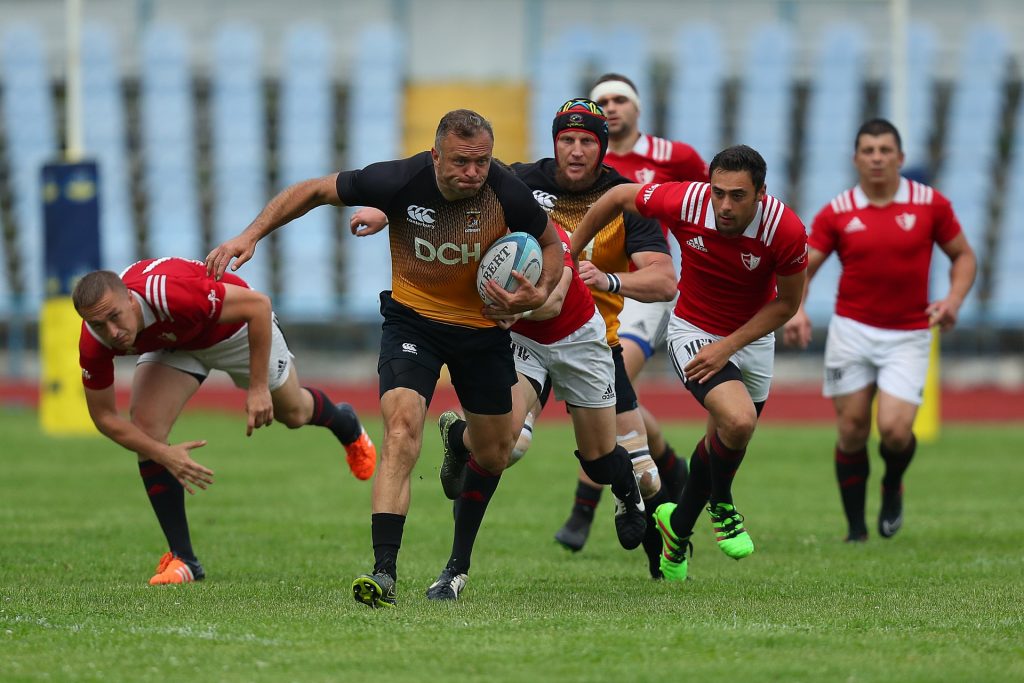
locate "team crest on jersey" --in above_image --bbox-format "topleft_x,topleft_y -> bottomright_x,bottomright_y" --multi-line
532,190 -> 556,211
465,210 -> 481,232
159,332 -> 178,343
635,168 -> 656,184
895,213 -> 917,231
741,253 -> 761,271
207,289 -> 221,319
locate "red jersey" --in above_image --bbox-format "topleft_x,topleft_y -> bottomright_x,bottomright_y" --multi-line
604,134 -> 708,187
809,178 -> 962,330
636,181 -> 808,336
79,257 -> 248,390
511,225 -> 596,344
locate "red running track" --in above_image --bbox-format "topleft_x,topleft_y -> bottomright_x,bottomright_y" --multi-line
2,379 -> 1022,422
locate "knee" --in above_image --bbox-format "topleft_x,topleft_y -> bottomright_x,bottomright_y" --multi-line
383,415 -> 423,458
275,405 -> 308,430
838,413 -> 872,446
876,420 -> 914,451
717,411 -> 757,448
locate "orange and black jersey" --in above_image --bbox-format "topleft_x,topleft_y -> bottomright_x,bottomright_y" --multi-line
510,158 -> 668,345
337,152 -> 547,328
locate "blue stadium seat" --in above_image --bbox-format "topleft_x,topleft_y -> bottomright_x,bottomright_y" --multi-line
82,21 -> 136,271
987,98 -> 1024,326
735,23 -> 795,201
804,253 -> 843,326
276,24 -> 336,320
139,23 -> 202,261
529,26 -> 598,160
210,22 -> 271,295
935,23 -> 1009,286
1,23 -> 56,314
594,26 -> 653,134
879,22 -> 937,169
668,23 -> 724,162
798,24 -> 866,222
343,23 -> 404,319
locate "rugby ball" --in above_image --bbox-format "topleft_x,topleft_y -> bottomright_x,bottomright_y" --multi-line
476,232 -> 543,305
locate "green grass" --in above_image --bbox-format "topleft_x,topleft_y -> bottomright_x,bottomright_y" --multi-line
2,408 -> 1023,682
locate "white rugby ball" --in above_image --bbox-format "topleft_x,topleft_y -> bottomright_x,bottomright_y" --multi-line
476,232 -> 543,305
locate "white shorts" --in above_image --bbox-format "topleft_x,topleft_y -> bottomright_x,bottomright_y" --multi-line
616,293 -> 677,357
823,315 -> 931,405
138,317 -> 294,391
510,310 -> 616,409
666,315 -> 775,403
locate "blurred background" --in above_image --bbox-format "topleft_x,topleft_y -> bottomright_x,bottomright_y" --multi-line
0,0 -> 1022,405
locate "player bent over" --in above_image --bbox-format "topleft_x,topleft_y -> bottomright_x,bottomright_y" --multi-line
572,146 -> 808,582
73,257 -> 376,585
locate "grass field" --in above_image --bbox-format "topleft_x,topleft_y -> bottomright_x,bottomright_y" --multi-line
2,408 -> 1022,682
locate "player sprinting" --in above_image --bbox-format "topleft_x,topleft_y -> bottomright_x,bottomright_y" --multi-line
74,257 -> 376,585
572,145 -> 808,582
548,73 -> 709,551
783,118 -> 976,541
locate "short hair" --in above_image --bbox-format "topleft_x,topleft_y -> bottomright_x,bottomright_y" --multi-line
434,109 -> 494,149
72,270 -> 126,313
591,72 -> 640,96
855,118 -> 902,152
708,145 -> 767,190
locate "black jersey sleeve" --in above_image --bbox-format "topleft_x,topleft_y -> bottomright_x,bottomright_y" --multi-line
336,152 -> 433,210
623,213 -> 670,257
488,162 -> 549,239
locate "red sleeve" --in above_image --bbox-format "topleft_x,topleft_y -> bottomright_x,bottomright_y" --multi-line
774,209 -> 810,277
932,191 -> 963,245
79,323 -> 115,390
807,205 -> 839,256
554,223 -> 575,269
671,143 -> 709,182
634,181 -> 689,222
163,274 -> 228,325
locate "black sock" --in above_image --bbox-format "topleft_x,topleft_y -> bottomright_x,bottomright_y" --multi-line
578,445 -> 634,500
447,418 -> 470,459
571,479 -> 602,519
304,387 -> 362,444
642,484 -> 673,575
655,443 -> 688,498
670,438 -> 711,538
447,458 -> 502,574
371,513 -> 405,580
708,431 -> 747,505
138,460 -> 195,562
880,436 -> 916,492
835,445 -> 869,536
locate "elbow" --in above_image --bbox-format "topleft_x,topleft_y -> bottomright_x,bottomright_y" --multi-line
657,279 -> 677,302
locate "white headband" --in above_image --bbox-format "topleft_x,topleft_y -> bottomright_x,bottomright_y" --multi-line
589,80 -> 641,111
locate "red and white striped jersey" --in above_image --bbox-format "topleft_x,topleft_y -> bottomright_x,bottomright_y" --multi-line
636,181 -> 808,336
511,224 -> 596,344
79,257 -> 248,389
809,177 -> 963,330
604,134 -> 708,188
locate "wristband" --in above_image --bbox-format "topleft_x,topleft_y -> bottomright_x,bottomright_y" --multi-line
606,272 -> 621,294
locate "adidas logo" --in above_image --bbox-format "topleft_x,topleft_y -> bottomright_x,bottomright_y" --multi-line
844,216 -> 867,233
686,235 -> 708,252
601,383 -> 615,401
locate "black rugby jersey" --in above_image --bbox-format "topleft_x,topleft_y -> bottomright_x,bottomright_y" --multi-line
338,152 -> 547,327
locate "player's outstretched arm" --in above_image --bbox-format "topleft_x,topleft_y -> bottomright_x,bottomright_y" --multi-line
569,183 -> 643,259
84,386 -> 213,493
218,284 -> 274,436
206,174 -> 345,279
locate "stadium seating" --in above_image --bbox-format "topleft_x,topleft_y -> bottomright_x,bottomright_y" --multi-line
82,22 -> 136,272
932,23 -> 1009,323
1,23 -> 55,315
342,23 -> 403,319
210,22 -> 271,295
797,23 -> 867,223
667,23 -> 724,163
987,94 -> 1024,326
139,23 -> 203,261
879,22 -> 937,170
529,26 -> 599,161
594,26 -> 654,135
734,23 -> 795,201
275,24 -> 336,319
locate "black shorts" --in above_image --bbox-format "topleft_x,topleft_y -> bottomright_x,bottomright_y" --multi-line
377,291 -> 515,415
612,344 -> 639,414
